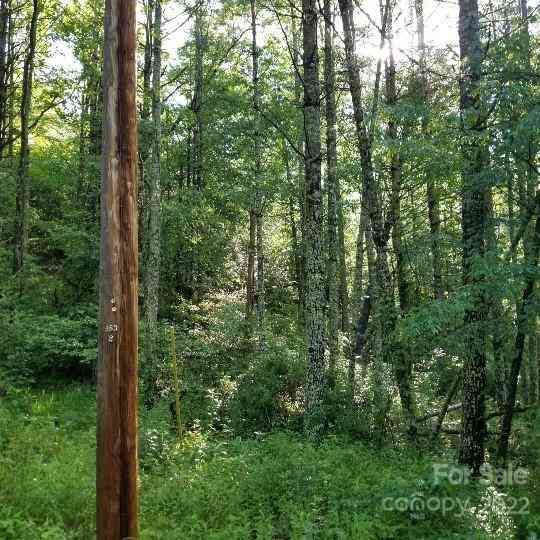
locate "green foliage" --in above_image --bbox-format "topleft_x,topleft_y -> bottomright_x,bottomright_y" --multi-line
0,305 -> 97,381
3,387 -> 537,540
229,343 -> 305,434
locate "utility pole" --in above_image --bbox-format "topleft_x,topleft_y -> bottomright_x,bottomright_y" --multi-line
97,0 -> 139,537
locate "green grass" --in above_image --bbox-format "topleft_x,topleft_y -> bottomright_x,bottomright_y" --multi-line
0,386 -> 538,539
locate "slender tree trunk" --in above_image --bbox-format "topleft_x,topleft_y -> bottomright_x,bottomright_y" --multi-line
77,87 -> 89,199
415,0 -> 443,300
433,374 -> 461,438
337,193 -> 349,333
339,0 -> 394,434
0,0 -> 10,159
142,0 -> 153,121
143,0 -> 162,408
385,11 -> 417,435
250,0 -> 265,348
139,0 -> 154,266
292,12 -> 306,326
351,201 -> 366,328
6,0 -> 12,162
192,1 -> 205,191
457,0 -> 489,475
487,190 -> 508,410
285,147 -> 303,311
255,203 -> 264,345
339,0 -> 414,434
246,209 -> 256,328
303,0 -> 326,440
97,0 -> 139,535
14,0 -> 39,275
528,332 -> 538,404
498,208 -> 540,464
348,199 -> 367,392
324,0 -> 339,377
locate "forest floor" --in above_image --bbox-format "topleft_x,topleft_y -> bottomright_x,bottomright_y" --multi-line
0,385 -> 538,539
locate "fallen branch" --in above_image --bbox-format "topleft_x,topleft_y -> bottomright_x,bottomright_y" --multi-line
433,374 -> 462,438
417,403 -> 462,424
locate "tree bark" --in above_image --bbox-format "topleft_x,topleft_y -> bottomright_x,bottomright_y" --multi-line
142,0 -> 162,407
385,9 -> 417,435
457,0 -> 490,475
0,0 -> 10,159
246,208 -> 256,328
303,0 -> 326,440
6,1 -> 13,162
141,0 -> 153,121
414,0 -> 443,300
251,0 -> 265,348
14,0 -> 39,275
337,192 -> 349,333
192,1 -> 205,191
498,208 -> 540,464
292,11 -> 306,326
324,0 -> 339,377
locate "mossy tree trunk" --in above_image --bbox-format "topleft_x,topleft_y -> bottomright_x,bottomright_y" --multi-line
324,0 -> 339,378
303,0 -> 326,441
143,0 -> 163,409
457,0 -> 490,475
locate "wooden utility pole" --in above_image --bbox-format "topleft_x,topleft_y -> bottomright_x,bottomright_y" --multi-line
97,0 -> 139,538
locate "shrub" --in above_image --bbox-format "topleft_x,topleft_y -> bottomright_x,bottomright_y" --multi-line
228,342 -> 305,434
0,305 -> 98,381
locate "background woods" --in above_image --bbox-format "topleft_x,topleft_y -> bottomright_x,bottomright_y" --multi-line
1,0 -> 540,538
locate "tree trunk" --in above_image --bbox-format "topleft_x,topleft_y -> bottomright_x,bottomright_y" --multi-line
0,0 -> 10,159
14,0 -> 39,275
192,1 -> 205,191
339,0 -> 414,435
246,209 -> 256,328
255,203 -> 264,346
498,207 -> 540,464
143,0 -> 162,407
292,11 -> 306,326
337,192 -> 349,333
457,0 -> 489,475
250,0 -> 265,348
324,0 -> 339,377
139,0 -> 154,265
303,0 -> 326,441
348,199 -> 368,393
385,15 -> 417,435
415,0 -> 443,300
351,200 -> 365,330
6,0 -> 12,162
433,374 -> 461,438
141,0 -> 153,121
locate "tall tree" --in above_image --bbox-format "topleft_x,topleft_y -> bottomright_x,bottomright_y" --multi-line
385,7 -> 417,435
498,204 -> 540,464
143,0 -> 163,390
324,0 -> 339,376
497,0 -> 539,464
14,0 -> 39,275
245,0 -> 265,348
0,0 -> 11,159
192,0 -> 206,191
414,0 -> 443,300
457,0 -> 489,475
303,0 -> 326,440
141,0 -> 154,122
338,0 -> 415,434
